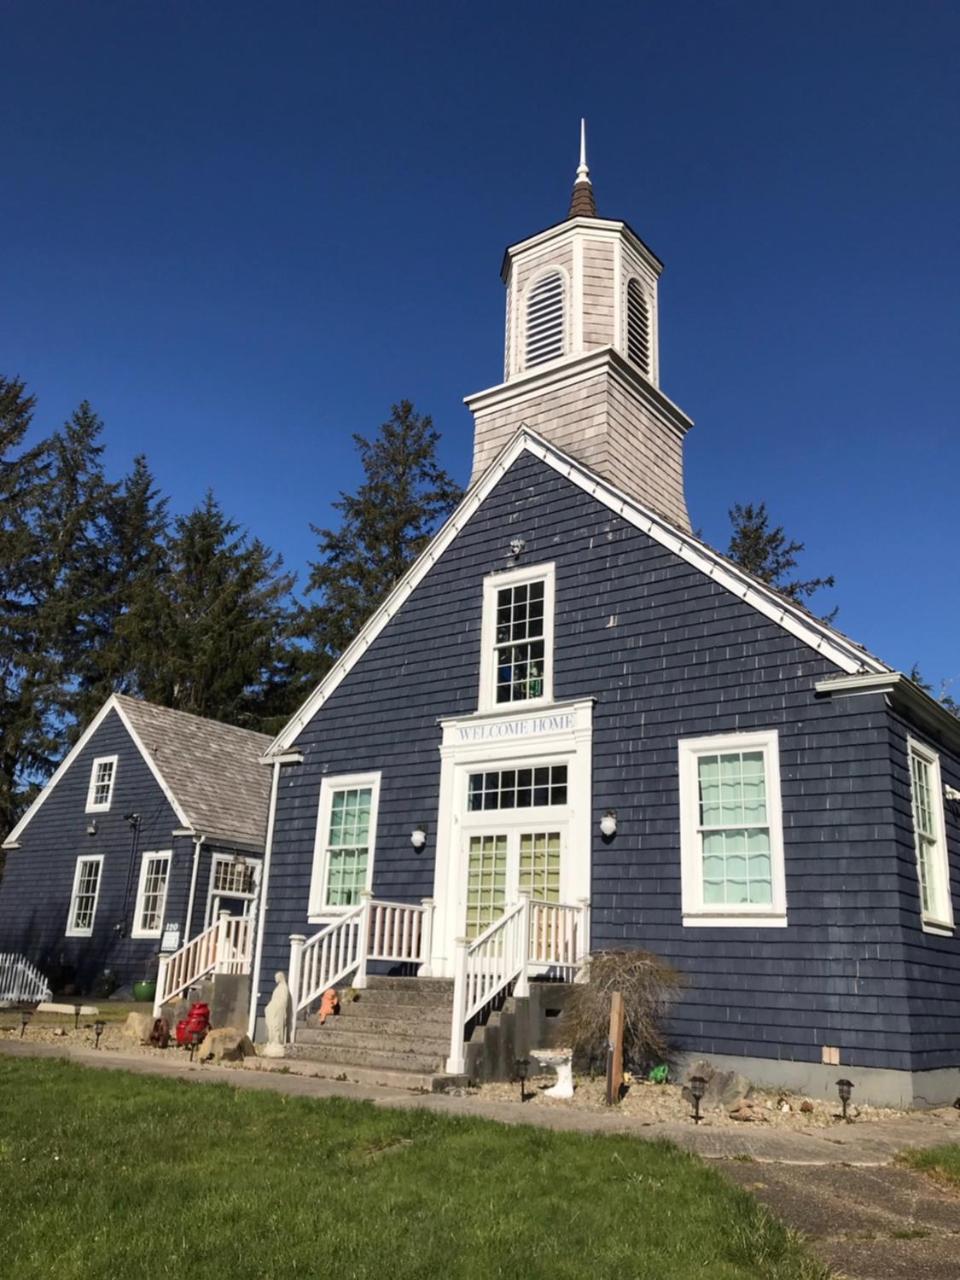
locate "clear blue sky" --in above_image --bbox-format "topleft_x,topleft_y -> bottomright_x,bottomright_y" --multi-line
2,2 -> 958,687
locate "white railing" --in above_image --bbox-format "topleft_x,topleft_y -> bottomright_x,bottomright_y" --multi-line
446,896 -> 589,1075
287,893 -> 433,1044
0,953 -> 52,1005
154,911 -> 253,1015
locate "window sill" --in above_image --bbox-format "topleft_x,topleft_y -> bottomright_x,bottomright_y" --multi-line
65,928 -> 93,939
921,920 -> 954,937
682,913 -> 788,929
84,803 -> 111,815
130,929 -> 163,940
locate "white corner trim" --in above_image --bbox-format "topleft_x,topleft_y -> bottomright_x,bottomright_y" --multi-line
478,562 -> 555,713
678,729 -> 788,928
266,427 -> 888,758
84,754 -> 118,814
307,771 -> 381,922
131,849 -> 172,939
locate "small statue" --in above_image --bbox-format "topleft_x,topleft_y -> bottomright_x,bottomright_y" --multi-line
261,971 -> 289,1057
317,987 -> 339,1025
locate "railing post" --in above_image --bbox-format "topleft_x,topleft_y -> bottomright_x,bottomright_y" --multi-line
215,910 -> 231,974
515,894 -> 531,999
577,897 -> 591,966
354,891 -> 372,990
287,933 -> 306,1046
418,897 -> 435,977
154,955 -> 169,1018
446,936 -> 469,1076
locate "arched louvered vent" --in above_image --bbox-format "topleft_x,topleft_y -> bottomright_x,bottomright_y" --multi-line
626,278 -> 651,374
526,272 -> 565,367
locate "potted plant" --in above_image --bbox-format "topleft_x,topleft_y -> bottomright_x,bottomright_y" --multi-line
132,954 -> 159,1004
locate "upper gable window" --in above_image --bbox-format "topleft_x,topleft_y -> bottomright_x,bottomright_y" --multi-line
626,278 -> 651,375
85,755 -> 118,813
679,730 -> 787,927
908,739 -> 954,933
479,564 -> 556,711
525,271 -> 565,367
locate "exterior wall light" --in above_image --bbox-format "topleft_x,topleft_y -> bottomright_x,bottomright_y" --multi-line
86,819 -> 97,836
600,810 -> 617,838
836,1078 -> 854,1122
410,827 -> 427,850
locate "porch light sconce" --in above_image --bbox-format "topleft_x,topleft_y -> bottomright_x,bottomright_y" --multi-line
410,827 -> 427,851
836,1078 -> 854,1122
600,810 -> 617,839
86,819 -> 97,836
509,537 -> 525,557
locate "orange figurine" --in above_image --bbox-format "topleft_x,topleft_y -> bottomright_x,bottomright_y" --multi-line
318,987 -> 339,1025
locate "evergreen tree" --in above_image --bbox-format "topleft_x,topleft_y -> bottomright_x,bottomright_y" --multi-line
727,501 -> 835,610
304,401 -> 462,675
909,664 -> 959,717
142,491 -> 296,729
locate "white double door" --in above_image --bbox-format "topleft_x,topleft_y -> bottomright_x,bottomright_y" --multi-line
461,816 -> 567,940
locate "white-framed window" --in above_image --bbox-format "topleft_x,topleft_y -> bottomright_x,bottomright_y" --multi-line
908,738 -> 954,933
478,563 -> 556,712
678,730 -> 787,927
66,855 -> 104,937
132,850 -> 172,938
85,755 -> 118,813
308,773 -> 381,920
525,270 -> 565,367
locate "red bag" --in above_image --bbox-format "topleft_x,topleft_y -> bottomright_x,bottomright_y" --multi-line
175,1001 -> 211,1047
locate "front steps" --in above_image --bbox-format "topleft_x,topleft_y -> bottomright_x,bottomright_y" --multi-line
287,975 -> 466,1092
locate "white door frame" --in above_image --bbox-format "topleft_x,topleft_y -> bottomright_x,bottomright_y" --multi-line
431,698 -> 593,977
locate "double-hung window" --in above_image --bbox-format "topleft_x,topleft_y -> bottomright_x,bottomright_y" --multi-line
908,739 -> 954,933
132,851 -> 171,938
85,755 -> 118,813
309,773 -> 380,919
479,564 -> 555,711
678,730 -> 787,927
66,855 -> 103,937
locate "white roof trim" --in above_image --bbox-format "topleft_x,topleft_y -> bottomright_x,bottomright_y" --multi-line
267,428 -> 888,757
3,693 -> 192,849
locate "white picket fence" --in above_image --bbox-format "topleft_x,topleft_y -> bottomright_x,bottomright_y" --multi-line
154,912 -> 253,1015
0,953 -> 52,1005
287,893 -> 433,1043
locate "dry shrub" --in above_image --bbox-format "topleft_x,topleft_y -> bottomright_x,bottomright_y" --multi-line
564,949 -> 683,1071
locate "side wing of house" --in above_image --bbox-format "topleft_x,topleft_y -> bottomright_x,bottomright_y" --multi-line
253,445 -> 955,1095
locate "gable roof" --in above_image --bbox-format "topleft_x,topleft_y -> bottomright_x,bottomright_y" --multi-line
267,427 -> 890,758
3,694 -> 272,851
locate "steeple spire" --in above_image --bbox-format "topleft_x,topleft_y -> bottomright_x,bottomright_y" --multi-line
568,117 -> 597,219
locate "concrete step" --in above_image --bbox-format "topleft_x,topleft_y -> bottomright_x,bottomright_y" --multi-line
311,1012 -> 452,1037
363,975 -> 454,993
288,1041 -> 446,1076
336,997 -> 451,1022
280,1058 -> 468,1094
296,1024 -> 450,1054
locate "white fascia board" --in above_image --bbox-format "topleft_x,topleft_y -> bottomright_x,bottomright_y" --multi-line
816,672 -> 960,750
266,428 -> 888,758
3,695 -> 121,848
110,699 -> 192,831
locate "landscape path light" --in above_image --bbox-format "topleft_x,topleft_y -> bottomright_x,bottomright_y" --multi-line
836,1078 -> 854,1121
189,1028 -> 205,1063
20,1009 -> 32,1038
514,1057 -> 529,1103
93,1020 -> 105,1049
688,1075 -> 707,1124
74,1007 -> 81,1031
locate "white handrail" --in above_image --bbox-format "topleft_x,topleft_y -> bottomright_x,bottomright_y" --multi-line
0,953 -> 52,1005
153,912 -> 253,1015
527,899 -> 582,978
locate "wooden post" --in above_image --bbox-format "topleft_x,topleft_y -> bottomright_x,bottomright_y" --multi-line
515,894 -> 531,998
354,891 -> 372,989
418,897 -> 435,977
606,990 -> 625,1106
153,956 -> 169,1018
446,936 -> 469,1075
287,933 -> 306,1046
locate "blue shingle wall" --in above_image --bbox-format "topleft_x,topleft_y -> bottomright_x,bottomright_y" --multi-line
257,452 -> 956,1072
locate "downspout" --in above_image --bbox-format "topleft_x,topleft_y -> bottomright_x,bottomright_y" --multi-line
184,834 -> 205,941
247,757 -> 282,1041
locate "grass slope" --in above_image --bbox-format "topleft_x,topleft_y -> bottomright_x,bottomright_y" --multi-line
901,1144 -> 960,1187
0,1058 -> 828,1280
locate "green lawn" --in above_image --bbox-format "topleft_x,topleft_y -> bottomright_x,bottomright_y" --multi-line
901,1144 -> 960,1187
0,1058 -> 827,1280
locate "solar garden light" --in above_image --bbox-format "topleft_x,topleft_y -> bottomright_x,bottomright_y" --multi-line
189,1028 -> 205,1063
688,1075 -> 707,1124
74,1007 -> 81,1031
19,1009 -> 32,1038
513,1057 -> 530,1103
836,1078 -> 854,1122
93,1020 -> 105,1049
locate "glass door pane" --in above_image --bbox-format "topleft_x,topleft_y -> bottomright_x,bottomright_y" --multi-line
519,831 -> 562,901
466,835 -> 508,939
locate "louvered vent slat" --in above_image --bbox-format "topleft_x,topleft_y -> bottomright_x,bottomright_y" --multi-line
626,278 -> 650,374
526,272 -> 564,367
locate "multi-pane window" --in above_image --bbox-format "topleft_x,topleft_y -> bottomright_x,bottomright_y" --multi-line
495,580 -> 545,703
697,751 -> 772,906
519,832 -> 561,902
67,856 -> 102,936
466,835 -> 507,938
85,755 -> 117,812
468,765 -> 567,811
134,852 -> 170,936
213,858 -> 257,897
525,271 -> 564,367
908,742 -> 953,930
324,787 -> 373,908
678,731 -> 786,926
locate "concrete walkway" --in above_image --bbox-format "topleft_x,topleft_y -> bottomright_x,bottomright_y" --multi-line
4,1041 -> 959,1279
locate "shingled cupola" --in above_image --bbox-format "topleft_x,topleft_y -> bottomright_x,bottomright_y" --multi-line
465,121 -> 693,531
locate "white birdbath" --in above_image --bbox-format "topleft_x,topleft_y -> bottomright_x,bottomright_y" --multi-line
530,1048 -> 574,1098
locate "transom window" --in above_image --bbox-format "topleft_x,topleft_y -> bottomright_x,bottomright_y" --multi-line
479,565 -> 555,711
908,741 -> 954,932
213,858 -> 257,897
85,755 -> 118,813
468,765 -> 567,811
66,856 -> 103,937
525,271 -> 565,367
133,851 -> 171,937
309,773 -> 380,918
626,277 -> 651,374
678,731 -> 787,927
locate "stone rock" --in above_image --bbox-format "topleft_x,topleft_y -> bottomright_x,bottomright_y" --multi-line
729,1100 -> 768,1123
681,1059 -> 752,1110
122,1011 -> 155,1045
800,1099 -> 815,1114
198,1026 -> 255,1064
53,1027 -> 66,1037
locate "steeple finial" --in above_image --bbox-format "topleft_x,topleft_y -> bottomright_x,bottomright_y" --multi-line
568,117 -> 597,218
